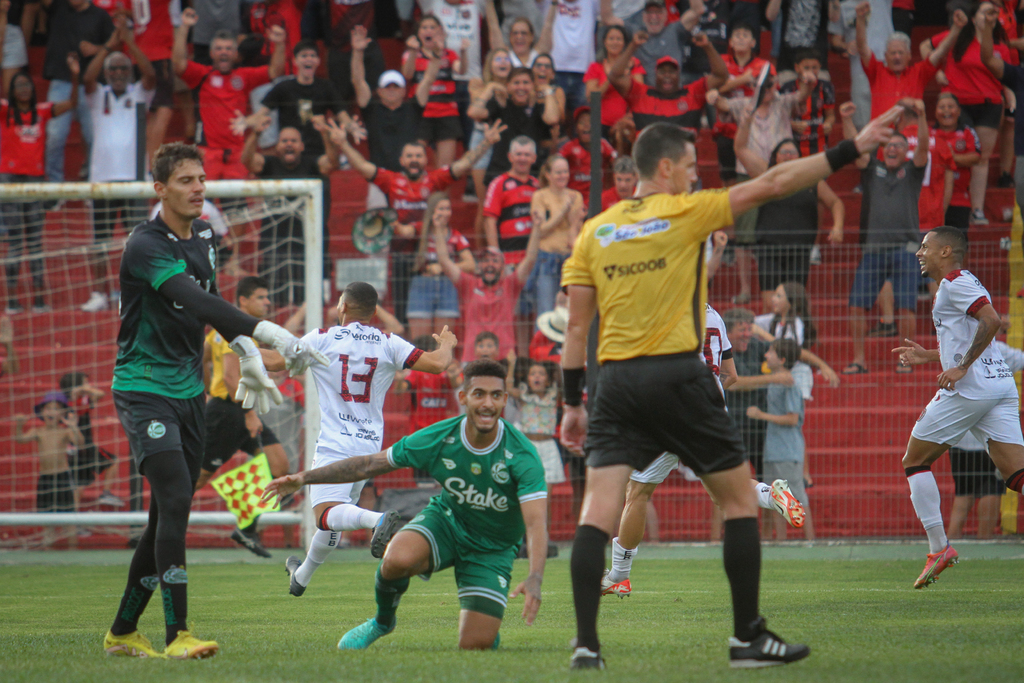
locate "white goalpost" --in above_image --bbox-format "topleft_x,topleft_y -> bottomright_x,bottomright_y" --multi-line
0,179 -> 323,548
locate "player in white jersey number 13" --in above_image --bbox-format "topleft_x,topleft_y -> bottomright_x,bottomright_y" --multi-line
284,283 -> 458,596
893,227 -> 1024,589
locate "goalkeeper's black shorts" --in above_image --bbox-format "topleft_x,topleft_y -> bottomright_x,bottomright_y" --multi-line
113,390 -> 205,484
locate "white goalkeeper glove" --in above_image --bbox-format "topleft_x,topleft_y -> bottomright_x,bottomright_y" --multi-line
229,336 -> 284,414
252,320 -> 330,377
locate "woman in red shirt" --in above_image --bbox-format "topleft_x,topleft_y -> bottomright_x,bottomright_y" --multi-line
924,1 -> 1011,224
1,56 -> 79,313
583,25 -> 645,140
401,14 -> 466,168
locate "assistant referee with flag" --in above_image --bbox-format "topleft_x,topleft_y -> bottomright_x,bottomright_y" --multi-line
195,275 -> 292,558
560,105 -> 901,670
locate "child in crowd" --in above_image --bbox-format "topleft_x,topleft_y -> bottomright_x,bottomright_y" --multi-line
507,356 -> 562,556
746,339 -> 815,541
507,358 -> 563,488
754,282 -> 817,347
60,372 -> 120,508
754,281 -> 839,396
472,330 -> 500,362
16,391 -> 85,545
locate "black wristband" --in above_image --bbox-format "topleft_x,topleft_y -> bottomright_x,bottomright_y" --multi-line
562,367 -> 586,407
825,139 -> 860,172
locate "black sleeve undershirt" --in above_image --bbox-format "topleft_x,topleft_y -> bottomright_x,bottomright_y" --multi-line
158,273 -> 259,342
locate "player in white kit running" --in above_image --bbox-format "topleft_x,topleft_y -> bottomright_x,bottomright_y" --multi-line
894,227 -> 1024,589
285,283 -> 457,595
602,304 -> 806,597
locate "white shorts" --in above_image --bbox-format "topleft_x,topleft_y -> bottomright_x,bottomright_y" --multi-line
308,449 -> 369,507
533,438 -> 566,484
911,392 -> 1024,448
631,452 -> 685,485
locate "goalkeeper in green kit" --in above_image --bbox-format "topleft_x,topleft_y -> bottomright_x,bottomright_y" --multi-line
263,359 -> 548,650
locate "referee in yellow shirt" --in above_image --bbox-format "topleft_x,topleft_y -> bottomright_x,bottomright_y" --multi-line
198,276 -> 291,557
560,107 -> 901,670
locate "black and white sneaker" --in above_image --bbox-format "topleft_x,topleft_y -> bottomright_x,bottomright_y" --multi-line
729,618 -> 810,668
285,555 -> 306,596
370,510 -> 402,559
231,527 -> 272,558
570,647 -> 606,670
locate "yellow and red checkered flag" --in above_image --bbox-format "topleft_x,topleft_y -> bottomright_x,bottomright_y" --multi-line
210,452 -> 280,528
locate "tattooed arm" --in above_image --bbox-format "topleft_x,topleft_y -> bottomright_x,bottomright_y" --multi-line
261,450 -> 397,503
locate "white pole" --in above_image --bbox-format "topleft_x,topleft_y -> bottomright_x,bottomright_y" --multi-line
0,179 -> 324,200
302,181 -> 324,550
0,512 -> 303,526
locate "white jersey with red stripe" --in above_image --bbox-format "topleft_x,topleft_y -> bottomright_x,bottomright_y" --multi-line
703,304 -> 732,396
932,269 -> 1016,400
302,322 -> 422,459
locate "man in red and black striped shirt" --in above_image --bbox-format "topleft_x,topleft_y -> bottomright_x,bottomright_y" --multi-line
483,135 -> 539,265
609,30 -> 728,135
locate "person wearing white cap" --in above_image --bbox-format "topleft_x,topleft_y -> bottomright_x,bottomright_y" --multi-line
345,27 -> 436,211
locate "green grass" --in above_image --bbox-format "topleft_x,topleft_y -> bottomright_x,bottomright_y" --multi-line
2,552 -> 1024,682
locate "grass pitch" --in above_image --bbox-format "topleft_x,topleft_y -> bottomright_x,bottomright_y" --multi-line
2,545 -> 1023,683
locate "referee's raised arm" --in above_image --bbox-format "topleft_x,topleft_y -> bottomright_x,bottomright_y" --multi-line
727,105 -> 903,218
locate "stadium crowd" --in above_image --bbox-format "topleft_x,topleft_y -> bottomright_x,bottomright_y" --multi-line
2,0 -> 1023,545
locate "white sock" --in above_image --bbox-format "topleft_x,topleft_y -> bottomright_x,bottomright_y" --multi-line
907,471 -> 948,553
607,537 -> 636,583
326,503 -> 383,531
754,481 -> 774,511
294,529 -> 338,586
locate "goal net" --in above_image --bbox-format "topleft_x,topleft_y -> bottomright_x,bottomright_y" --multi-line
0,179 -> 323,550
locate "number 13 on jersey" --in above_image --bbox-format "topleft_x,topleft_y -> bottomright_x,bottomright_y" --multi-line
338,355 -> 377,403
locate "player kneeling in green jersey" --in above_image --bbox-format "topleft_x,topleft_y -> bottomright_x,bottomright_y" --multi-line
263,359 -> 548,650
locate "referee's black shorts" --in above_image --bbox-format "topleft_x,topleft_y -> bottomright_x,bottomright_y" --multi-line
585,352 -> 746,475
202,396 -> 280,472
113,389 -> 206,485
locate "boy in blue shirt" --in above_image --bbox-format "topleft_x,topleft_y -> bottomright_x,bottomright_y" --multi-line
746,338 -> 815,541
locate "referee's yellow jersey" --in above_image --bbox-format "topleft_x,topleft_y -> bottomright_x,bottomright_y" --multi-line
205,330 -> 234,401
561,189 -> 733,363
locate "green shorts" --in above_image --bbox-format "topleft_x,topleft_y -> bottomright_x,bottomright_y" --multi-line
404,499 -> 516,619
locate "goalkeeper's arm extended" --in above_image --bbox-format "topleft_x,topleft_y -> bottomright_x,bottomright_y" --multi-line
158,274 -> 329,410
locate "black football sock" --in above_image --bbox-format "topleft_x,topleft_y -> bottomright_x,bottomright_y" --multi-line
374,564 -> 410,628
141,450 -> 195,645
723,517 -> 761,642
110,503 -> 160,636
570,524 -> 609,653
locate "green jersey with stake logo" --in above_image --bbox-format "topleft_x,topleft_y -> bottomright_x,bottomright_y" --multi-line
386,416 -> 547,553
